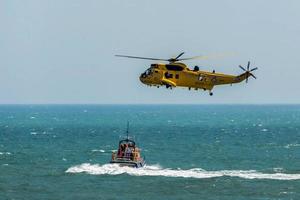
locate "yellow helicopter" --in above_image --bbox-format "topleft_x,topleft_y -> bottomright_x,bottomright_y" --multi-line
116,52 -> 257,96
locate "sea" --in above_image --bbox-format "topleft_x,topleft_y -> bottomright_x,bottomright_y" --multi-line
1,105 -> 300,200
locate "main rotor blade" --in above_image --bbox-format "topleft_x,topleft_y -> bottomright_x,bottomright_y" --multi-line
247,61 -> 250,70
239,65 -> 247,71
178,52 -> 236,61
115,55 -> 168,61
174,52 -> 185,60
250,67 -> 258,72
178,55 -> 209,61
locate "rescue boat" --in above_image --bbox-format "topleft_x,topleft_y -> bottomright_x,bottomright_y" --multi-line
110,123 -> 145,168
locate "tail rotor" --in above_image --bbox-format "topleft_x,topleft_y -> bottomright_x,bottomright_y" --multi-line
239,61 -> 258,83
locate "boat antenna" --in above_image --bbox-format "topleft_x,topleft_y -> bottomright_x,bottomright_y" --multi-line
126,121 -> 129,140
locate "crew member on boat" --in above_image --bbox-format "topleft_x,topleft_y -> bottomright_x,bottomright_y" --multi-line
115,143 -> 141,161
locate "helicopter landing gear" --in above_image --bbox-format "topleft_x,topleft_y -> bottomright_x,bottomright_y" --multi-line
209,91 -> 213,96
166,84 -> 172,89
188,87 -> 191,90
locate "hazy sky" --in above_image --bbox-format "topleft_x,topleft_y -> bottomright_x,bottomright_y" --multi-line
1,0 -> 300,104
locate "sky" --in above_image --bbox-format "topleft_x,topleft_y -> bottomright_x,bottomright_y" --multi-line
1,0 -> 300,104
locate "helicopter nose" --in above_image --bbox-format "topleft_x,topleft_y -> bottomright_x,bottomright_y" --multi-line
139,74 -> 145,83
140,72 -> 149,84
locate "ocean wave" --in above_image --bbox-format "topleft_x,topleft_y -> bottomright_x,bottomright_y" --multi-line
66,163 -> 300,180
273,167 -> 284,173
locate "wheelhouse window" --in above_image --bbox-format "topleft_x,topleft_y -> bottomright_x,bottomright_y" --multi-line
175,74 -> 179,79
165,64 -> 184,71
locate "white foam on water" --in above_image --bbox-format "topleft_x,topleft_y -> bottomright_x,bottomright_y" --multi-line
0,152 -> 11,155
66,163 -> 300,180
30,131 -> 49,135
91,149 -> 105,153
284,143 -> 300,149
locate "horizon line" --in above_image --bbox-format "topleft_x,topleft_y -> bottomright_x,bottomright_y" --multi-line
0,103 -> 299,106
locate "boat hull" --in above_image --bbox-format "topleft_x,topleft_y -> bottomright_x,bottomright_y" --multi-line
110,159 -> 145,168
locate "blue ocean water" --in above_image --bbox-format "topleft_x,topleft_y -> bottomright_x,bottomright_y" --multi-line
1,105 -> 300,199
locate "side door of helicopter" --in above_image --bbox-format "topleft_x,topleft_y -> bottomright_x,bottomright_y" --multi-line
164,64 -> 184,83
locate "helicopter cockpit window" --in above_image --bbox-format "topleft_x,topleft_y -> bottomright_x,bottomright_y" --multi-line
146,69 -> 152,76
151,64 -> 158,68
165,64 -> 184,71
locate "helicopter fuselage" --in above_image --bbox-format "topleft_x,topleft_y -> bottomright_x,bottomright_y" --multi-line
116,53 -> 257,95
139,62 -> 250,93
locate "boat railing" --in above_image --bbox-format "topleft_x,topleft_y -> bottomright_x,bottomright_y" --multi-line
112,154 -> 143,162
